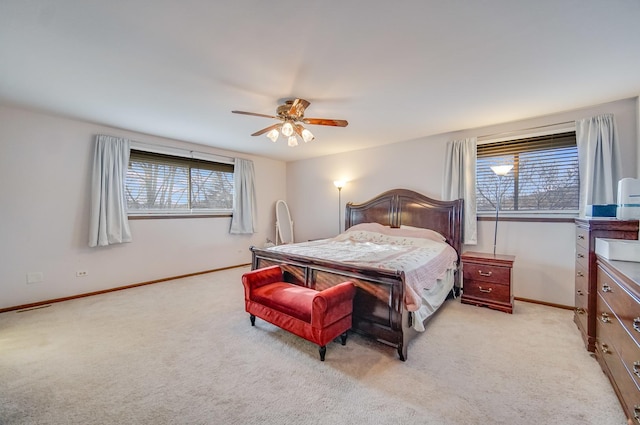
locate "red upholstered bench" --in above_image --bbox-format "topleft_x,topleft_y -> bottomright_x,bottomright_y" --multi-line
242,265 -> 356,361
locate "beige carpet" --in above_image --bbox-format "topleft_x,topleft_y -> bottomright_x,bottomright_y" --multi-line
0,266 -> 627,424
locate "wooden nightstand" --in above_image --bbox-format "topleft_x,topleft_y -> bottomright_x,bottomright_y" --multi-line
460,251 -> 515,314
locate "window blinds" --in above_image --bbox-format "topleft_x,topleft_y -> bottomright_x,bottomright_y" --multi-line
476,132 -> 579,212
126,150 -> 234,213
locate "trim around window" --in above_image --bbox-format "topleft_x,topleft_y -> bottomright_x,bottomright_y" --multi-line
128,213 -> 232,220
476,212 -> 578,223
476,131 -> 579,215
126,149 -> 234,216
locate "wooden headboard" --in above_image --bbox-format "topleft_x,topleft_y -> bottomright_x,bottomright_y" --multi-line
345,188 -> 464,260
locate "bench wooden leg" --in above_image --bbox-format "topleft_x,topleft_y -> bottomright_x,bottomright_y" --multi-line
250,314 -> 255,326
340,332 -> 348,345
319,346 -> 326,361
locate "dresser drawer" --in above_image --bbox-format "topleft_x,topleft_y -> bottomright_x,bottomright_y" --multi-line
575,244 -> 588,269
463,279 -> 511,304
598,340 -> 640,422
576,226 -> 589,250
598,268 -> 640,347
463,263 -> 510,285
575,261 -> 588,298
597,315 -> 640,422
574,261 -> 588,326
618,333 -> 640,392
598,292 -> 640,386
597,293 -> 626,346
575,302 -> 588,337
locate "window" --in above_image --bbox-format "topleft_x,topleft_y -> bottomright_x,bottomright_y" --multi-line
126,150 -> 234,216
476,131 -> 579,215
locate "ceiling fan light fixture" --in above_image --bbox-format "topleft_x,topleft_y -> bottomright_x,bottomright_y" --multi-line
281,122 -> 294,137
266,128 -> 279,142
232,98 -> 348,148
301,128 -> 314,143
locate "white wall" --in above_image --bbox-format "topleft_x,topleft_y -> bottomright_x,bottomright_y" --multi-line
286,97 -> 639,307
0,105 -> 286,310
2,97 -> 636,310
637,96 -> 640,174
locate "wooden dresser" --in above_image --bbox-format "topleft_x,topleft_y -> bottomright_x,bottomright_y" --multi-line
461,252 -> 515,314
574,218 -> 638,352
596,257 -> 640,424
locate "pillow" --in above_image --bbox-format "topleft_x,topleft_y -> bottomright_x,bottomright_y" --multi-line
346,222 -> 390,233
346,222 -> 447,243
400,224 -> 425,231
399,225 -> 446,242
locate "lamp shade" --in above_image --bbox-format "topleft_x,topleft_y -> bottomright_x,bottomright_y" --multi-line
490,164 -> 513,176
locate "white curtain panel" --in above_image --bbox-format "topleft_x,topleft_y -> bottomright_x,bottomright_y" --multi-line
229,158 -> 257,234
442,138 -> 477,244
88,135 -> 133,247
576,114 -> 622,216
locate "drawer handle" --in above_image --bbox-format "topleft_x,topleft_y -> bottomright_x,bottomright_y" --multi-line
600,343 -> 610,354
478,286 -> 492,293
576,289 -> 584,296
601,284 -> 612,293
635,405 -> 640,424
478,270 -> 492,277
599,312 -> 611,324
576,271 -> 584,277
575,307 -> 585,315
578,234 -> 585,240
634,362 -> 640,379
577,253 -> 585,259
634,318 -> 640,333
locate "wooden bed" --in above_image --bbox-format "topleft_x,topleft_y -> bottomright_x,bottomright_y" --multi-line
250,188 -> 464,360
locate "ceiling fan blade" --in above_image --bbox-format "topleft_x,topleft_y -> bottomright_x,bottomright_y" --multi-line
232,110 -> 278,119
251,123 -> 281,137
303,118 -> 349,127
288,98 -> 311,117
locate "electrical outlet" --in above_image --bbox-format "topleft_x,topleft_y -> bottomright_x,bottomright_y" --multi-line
26,272 -> 44,284
76,270 -> 88,277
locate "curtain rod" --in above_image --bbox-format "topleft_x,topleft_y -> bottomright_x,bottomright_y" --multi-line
477,120 -> 575,141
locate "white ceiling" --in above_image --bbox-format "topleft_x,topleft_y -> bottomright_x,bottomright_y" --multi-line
1,1 -> 639,162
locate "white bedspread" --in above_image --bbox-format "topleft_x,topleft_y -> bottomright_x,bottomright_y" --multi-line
267,223 -> 458,311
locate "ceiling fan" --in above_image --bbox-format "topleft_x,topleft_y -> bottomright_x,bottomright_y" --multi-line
232,98 -> 348,147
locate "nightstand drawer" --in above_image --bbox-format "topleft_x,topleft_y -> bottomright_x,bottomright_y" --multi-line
463,280 -> 511,304
461,252 -> 515,314
463,263 -> 510,285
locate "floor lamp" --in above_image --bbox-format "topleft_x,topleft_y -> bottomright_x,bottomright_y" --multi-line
490,165 -> 513,255
333,181 -> 345,234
